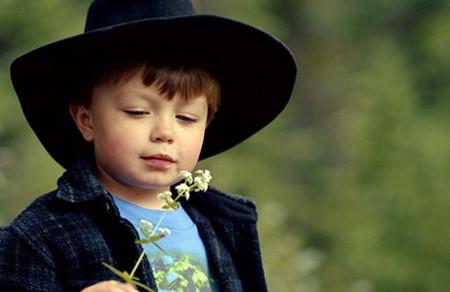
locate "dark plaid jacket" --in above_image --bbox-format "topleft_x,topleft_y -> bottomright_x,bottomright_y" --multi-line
0,160 -> 267,292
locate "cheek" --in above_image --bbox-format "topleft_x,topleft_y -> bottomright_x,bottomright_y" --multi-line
95,130 -> 139,160
103,140 -> 126,157
180,130 -> 205,163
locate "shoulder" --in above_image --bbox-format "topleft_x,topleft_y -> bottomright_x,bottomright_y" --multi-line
2,191 -> 57,232
0,191 -> 62,267
187,186 -> 258,222
1,191 -> 72,251
207,187 -> 256,209
6,191 -> 62,232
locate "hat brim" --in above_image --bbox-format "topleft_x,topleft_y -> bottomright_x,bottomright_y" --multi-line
11,14 -> 297,169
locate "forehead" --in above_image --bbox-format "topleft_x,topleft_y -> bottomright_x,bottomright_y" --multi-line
93,63 -> 215,101
92,70 -> 208,108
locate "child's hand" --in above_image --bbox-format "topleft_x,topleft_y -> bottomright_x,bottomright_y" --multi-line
81,280 -> 139,292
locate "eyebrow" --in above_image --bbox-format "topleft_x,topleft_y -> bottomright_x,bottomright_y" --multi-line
116,87 -> 161,103
116,84 -> 207,108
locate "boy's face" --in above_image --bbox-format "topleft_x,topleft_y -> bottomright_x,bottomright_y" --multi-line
71,70 -> 208,196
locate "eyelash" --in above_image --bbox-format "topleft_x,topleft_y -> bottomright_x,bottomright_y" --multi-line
124,110 -> 197,123
124,110 -> 149,116
176,115 -> 198,123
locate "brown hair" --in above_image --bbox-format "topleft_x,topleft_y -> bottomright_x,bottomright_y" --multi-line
76,58 -> 221,124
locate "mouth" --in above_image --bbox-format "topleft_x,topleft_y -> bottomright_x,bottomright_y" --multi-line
141,154 -> 176,170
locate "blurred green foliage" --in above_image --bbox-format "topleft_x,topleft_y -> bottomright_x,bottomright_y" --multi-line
1,1 -> 449,291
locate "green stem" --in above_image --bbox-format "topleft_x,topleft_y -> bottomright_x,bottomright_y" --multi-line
152,188 -> 187,235
174,193 -> 183,201
152,210 -> 168,235
130,250 -> 146,279
130,184 -> 189,277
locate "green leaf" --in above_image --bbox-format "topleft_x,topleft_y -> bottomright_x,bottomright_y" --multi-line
101,262 -> 129,282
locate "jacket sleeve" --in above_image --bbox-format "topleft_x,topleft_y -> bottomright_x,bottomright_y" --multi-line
0,227 -> 62,291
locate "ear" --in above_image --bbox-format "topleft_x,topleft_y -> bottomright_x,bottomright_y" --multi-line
69,103 -> 94,142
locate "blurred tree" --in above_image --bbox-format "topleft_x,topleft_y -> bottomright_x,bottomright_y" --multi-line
200,0 -> 450,291
0,0 -> 89,221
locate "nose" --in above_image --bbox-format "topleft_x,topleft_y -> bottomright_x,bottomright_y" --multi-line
150,117 -> 174,144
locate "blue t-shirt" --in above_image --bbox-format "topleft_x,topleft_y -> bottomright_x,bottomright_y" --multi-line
113,195 -> 217,291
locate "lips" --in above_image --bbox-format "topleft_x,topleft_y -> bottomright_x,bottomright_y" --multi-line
141,154 -> 176,170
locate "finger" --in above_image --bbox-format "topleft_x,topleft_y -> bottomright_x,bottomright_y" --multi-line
111,282 -> 139,292
81,280 -> 139,292
109,288 -> 133,292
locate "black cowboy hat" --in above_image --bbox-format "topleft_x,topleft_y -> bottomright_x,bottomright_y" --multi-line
10,0 -> 297,169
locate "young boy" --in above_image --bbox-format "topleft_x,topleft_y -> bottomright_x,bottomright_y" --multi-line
0,1 -> 296,291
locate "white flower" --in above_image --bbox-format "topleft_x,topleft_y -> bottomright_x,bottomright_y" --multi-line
192,176 -> 205,192
175,183 -> 191,200
140,220 -> 153,230
158,227 -> 171,237
201,169 -> 212,184
175,183 -> 190,195
139,220 -> 154,238
180,170 -> 193,184
192,170 -> 211,192
193,170 -> 212,191
157,191 -> 172,201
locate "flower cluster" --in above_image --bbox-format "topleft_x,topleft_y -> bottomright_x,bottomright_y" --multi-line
102,169 -> 212,291
158,169 -> 212,209
136,220 -> 171,245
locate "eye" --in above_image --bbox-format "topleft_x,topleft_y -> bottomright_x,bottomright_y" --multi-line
124,110 -> 149,116
176,114 -> 198,123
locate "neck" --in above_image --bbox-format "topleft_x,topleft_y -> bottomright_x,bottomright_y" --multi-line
95,167 -> 168,210
111,188 -> 168,210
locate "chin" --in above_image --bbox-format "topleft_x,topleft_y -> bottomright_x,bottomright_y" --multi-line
137,180 -> 175,190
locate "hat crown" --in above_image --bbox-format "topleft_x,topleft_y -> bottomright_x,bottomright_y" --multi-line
84,0 -> 196,32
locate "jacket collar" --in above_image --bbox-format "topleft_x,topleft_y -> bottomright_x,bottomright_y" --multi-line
56,159 -> 257,222
182,187 -> 257,223
56,159 -> 107,203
